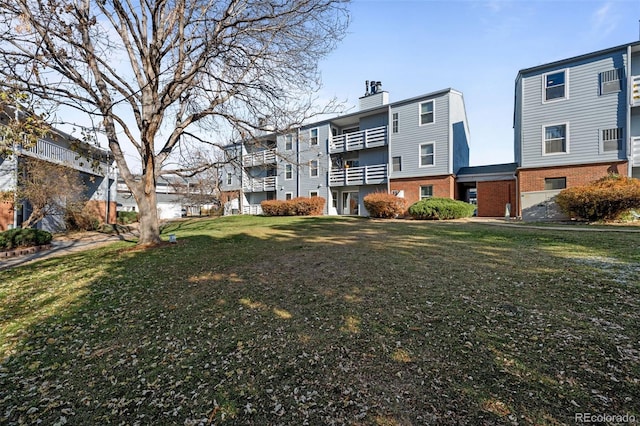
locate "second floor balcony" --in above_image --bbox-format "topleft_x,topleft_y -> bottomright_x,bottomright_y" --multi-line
243,176 -> 276,192
329,164 -> 388,187
633,75 -> 640,107
19,138 -> 110,176
243,148 -> 276,167
329,125 -> 387,154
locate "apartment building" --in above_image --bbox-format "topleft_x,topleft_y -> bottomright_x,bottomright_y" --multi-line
514,41 -> 640,220
0,111 -> 116,231
221,82 -> 472,216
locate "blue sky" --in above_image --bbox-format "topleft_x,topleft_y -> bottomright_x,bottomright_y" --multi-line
317,0 -> 640,166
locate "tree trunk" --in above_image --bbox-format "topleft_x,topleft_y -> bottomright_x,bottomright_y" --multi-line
133,187 -> 163,245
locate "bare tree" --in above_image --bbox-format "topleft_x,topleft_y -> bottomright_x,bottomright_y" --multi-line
0,0 -> 350,244
18,157 -> 87,228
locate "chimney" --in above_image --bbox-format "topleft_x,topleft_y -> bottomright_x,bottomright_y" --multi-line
359,80 -> 389,110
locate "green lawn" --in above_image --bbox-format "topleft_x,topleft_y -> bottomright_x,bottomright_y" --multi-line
1,216 -> 639,425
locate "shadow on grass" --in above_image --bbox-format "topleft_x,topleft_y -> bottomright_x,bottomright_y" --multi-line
1,216 -> 639,424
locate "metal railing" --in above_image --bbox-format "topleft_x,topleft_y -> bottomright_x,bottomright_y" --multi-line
632,136 -> 640,167
242,176 -> 276,192
632,75 -> 640,107
329,164 -> 388,187
242,148 -> 277,167
19,138 -> 108,175
329,126 -> 387,153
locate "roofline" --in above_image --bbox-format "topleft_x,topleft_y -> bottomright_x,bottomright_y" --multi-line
516,41 -> 640,77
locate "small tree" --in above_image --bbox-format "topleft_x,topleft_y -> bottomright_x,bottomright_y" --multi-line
18,158 -> 88,228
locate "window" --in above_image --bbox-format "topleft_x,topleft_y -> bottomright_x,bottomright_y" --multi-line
419,143 -> 435,167
602,128 -> 623,152
309,160 -> 319,177
310,128 -> 319,145
544,70 -> 567,101
285,164 -> 293,180
392,113 -> 399,133
309,190 -> 319,197
420,185 -> 433,200
285,134 -> 293,150
332,191 -> 338,208
600,68 -> 622,95
285,192 -> 293,200
226,173 -> 232,185
419,101 -> 434,125
544,177 -> 566,190
543,124 -> 568,154
392,156 -> 402,172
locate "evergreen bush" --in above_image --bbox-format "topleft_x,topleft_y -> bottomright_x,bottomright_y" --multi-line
408,197 -> 475,220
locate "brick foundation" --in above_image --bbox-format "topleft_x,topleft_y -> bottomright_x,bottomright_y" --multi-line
518,162 -> 628,193
390,175 -> 455,207
84,200 -> 118,224
476,180 -> 517,217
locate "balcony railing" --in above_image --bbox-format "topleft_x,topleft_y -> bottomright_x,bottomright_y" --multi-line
18,138 -> 109,176
632,136 -> 640,167
633,75 -> 640,107
329,164 -> 388,187
243,148 -> 277,167
243,204 -> 263,215
243,176 -> 276,192
329,126 -> 387,153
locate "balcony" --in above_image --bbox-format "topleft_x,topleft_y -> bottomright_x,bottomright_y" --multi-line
329,126 -> 387,153
633,75 -> 640,107
243,149 -> 276,167
632,136 -> 640,166
243,176 -> 276,192
329,164 -> 388,187
19,138 -> 110,176
243,204 -> 263,215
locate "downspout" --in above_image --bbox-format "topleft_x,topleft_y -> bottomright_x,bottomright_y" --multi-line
296,128 -> 300,197
627,45 -> 633,177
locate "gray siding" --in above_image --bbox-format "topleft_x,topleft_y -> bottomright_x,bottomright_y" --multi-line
0,156 -> 17,190
514,77 -> 523,165
389,93 -> 451,178
449,91 -> 470,173
519,49 -> 628,168
358,146 -> 387,166
299,124 -> 329,207
359,112 -> 388,130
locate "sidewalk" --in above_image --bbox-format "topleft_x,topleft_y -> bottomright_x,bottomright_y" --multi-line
0,229 -> 138,271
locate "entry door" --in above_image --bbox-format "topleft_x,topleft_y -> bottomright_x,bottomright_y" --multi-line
342,192 -> 359,215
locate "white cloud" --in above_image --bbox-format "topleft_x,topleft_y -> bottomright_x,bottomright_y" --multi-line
591,2 -> 617,38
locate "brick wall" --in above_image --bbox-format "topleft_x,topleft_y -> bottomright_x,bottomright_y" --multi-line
477,180 -> 516,217
518,162 -> 628,193
0,202 -> 13,231
84,200 -> 118,224
389,175 -> 455,206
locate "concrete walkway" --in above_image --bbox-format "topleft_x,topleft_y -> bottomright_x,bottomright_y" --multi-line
0,230 -> 138,271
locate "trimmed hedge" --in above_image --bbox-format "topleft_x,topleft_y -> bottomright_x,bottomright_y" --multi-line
408,197 -> 476,220
555,174 -> 640,221
261,197 -> 326,216
0,228 -> 53,250
363,192 -> 408,218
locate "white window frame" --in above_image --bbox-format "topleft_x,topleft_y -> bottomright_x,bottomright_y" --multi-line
419,100 -> 434,126
392,112 -> 399,133
310,128 -> 319,145
284,163 -> 293,180
309,190 -> 319,197
285,134 -> 293,151
392,156 -> 402,172
600,68 -> 622,96
418,142 -> 436,167
542,69 -> 568,103
285,192 -> 293,200
542,123 -> 569,155
420,185 -> 433,200
226,173 -> 232,185
309,159 -> 319,177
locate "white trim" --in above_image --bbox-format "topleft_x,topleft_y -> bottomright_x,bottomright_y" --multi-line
600,127 -> 623,153
284,134 -> 294,151
418,100 -> 435,126
392,112 -> 399,133
418,142 -> 436,167
309,190 -> 319,197
284,192 -> 293,200
284,163 -> 293,180
309,128 -> 319,146
542,69 -> 569,103
309,159 -> 319,177
542,122 -> 570,156
420,185 -> 434,200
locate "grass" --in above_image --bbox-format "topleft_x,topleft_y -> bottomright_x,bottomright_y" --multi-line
1,215 -> 639,425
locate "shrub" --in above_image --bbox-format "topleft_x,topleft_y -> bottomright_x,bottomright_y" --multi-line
363,192 -> 408,218
408,197 -> 476,220
556,174 -> 640,221
0,228 -> 53,250
117,211 -> 139,224
65,208 -> 101,231
261,197 -> 325,216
